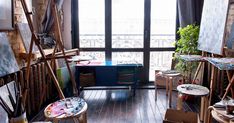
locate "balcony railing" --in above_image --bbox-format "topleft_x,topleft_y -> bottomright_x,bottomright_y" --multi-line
79,34 -> 175,81
79,34 -> 175,48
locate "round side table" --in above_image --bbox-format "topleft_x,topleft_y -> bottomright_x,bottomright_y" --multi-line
177,84 -> 209,122
44,97 -> 88,123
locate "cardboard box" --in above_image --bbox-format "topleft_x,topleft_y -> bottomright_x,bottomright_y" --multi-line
163,109 -> 199,123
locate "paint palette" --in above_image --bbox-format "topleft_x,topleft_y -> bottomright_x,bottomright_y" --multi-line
45,97 -> 86,119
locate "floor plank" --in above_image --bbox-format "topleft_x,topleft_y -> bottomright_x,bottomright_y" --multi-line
31,88 -> 199,123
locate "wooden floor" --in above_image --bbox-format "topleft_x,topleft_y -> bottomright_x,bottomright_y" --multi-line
32,88 -> 200,123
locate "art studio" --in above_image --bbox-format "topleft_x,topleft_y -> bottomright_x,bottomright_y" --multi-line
0,0 -> 234,123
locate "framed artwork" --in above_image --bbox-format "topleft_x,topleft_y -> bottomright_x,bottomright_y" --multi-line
197,0 -> 229,55
0,0 -> 14,31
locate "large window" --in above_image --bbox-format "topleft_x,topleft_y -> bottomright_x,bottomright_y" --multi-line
79,0 -> 105,48
112,0 -> 144,48
75,0 -> 176,82
149,0 -> 176,81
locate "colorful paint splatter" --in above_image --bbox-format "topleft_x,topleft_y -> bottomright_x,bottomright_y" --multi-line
45,97 -> 86,118
206,57 -> 234,70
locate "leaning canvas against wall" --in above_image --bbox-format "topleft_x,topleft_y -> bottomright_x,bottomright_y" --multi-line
197,0 -> 229,55
0,33 -> 19,77
17,23 -> 38,53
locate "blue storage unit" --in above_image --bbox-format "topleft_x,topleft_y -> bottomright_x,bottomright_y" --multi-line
75,61 -> 142,95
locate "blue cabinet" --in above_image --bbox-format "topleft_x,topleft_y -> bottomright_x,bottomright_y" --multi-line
75,61 -> 142,95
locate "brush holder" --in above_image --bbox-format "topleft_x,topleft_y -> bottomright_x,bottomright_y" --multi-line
9,112 -> 28,123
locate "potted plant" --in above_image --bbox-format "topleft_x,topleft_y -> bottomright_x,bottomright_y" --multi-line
174,24 -> 200,83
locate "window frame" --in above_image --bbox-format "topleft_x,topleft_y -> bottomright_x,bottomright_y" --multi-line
71,0 -> 176,83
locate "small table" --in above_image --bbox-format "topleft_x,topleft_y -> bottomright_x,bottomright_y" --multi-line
44,97 -> 88,123
177,84 -> 209,122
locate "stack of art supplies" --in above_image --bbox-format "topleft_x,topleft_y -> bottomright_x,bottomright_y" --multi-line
0,81 -> 26,122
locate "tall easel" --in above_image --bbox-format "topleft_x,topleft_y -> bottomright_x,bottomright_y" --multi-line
20,0 -> 78,101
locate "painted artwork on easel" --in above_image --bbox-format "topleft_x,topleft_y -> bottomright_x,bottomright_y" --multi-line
197,0 -> 229,55
0,33 -> 19,77
17,23 -> 38,53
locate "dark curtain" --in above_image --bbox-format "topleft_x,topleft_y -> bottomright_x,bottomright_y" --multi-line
40,0 -> 64,33
39,0 -> 64,48
176,0 -> 204,28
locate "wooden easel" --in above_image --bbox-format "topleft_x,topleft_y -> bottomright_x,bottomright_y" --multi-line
20,0 -> 78,101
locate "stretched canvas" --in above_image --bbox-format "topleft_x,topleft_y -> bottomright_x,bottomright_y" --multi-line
17,23 -> 38,53
198,0 -> 229,55
0,33 -> 19,77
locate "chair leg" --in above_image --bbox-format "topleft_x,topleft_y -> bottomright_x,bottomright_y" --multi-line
166,77 -> 168,96
177,93 -> 183,110
169,77 -> 173,108
155,84 -> 157,101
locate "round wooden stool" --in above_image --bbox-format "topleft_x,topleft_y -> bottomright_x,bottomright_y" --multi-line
44,97 -> 88,123
155,70 -> 182,107
177,84 -> 209,122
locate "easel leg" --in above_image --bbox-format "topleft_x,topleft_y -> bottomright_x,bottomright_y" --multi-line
52,3 -> 79,96
23,36 -> 34,105
192,62 -> 202,84
209,65 -> 215,106
222,72 -> 234,100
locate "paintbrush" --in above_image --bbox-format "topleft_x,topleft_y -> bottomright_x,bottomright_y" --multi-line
6,84 -> 16,108
0,101 -> 12,117
14,93 -> 20,117
0,96 -> 13,116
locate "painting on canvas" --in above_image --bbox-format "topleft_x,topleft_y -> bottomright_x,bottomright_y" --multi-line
198,0 -> 229,55
0,33 -> 19,77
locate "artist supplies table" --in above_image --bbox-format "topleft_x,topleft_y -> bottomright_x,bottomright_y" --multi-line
177,84 -> 209,122
206,58 -> 234,102
75,60 -> 143,96
44,97 -> 87,123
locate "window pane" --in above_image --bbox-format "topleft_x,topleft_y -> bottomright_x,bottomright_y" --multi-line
112,52 -> 143,64
112,0 -> 144,48
79,0 -> 105,48
150,0 -> 176,48
80,52 -> 105,62
149,51 -> 174,81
